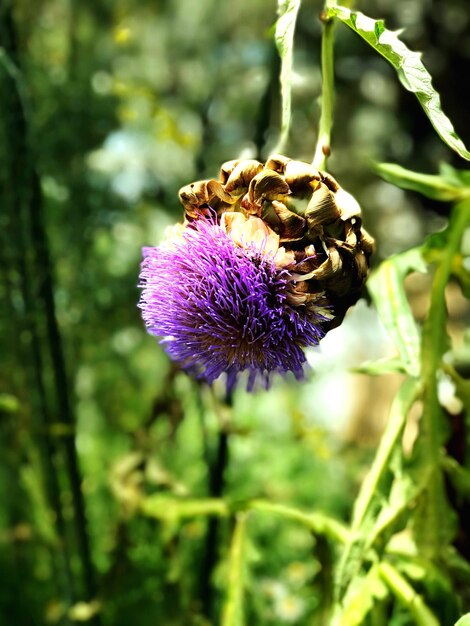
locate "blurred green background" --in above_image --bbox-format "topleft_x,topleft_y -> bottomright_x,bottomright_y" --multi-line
1,0 -> 469,624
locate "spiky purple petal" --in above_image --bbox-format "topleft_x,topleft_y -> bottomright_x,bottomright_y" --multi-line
138,219 -> 327,389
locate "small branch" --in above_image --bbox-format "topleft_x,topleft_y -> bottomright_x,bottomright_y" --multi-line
248,500 -> 349,544
312,7 -> 336,170
378,562 -> 440,626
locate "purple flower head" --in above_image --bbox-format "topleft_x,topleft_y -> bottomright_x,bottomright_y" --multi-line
138,217 -> 330,390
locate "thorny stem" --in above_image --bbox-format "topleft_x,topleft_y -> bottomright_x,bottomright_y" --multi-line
312,4 -> 336,170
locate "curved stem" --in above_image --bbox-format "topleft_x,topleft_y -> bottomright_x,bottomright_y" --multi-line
313,6 -> 336,170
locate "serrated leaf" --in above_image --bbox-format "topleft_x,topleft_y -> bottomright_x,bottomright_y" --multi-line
328,6 -> 470,161
274,0 -> 301,152
368,248 -> 426,377
375,163 -> 470,202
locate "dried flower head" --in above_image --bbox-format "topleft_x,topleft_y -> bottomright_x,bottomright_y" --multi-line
139,155 -> 374,389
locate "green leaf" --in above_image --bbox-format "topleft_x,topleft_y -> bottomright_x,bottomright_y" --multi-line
455,615 -> 470,626
328,6 -> 470,161
368,248 -> 426,377
274,0 -> 301,152
375,163 -> 470,202
332,566 -> 388,626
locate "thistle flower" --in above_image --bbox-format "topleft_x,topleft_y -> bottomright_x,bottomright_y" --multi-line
138,155 -> 374,390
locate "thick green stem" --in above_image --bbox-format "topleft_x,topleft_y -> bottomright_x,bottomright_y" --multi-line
419,200 -> 470,556
313,6 -> 336,170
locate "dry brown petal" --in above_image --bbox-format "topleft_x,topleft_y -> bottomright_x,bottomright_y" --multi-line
319,171 -> 340,192
359,228 -> 375,256
248,170 -> 291,206
284,160 -> 321,197
206,180 -> 238,205
265,154 -> 291,174
219,159 -> 241,184
178,180 -> 212,210
271,200 -> 306,242
224,160 -> 263,195
305,183 -> 340,235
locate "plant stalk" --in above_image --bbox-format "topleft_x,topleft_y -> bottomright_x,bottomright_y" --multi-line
313,5 -> 336,170
200,391 -> 232,620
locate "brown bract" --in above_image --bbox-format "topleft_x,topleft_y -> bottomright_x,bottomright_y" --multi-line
178,155 -> 375,328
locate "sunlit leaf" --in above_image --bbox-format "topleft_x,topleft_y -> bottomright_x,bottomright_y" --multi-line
274,0 -> 301,151
328,6 -> 470,160
375,163 -> 470,202
455,615 -> 470,626
368,248 -> 426,377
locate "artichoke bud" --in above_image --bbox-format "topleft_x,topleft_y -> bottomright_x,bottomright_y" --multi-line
178,155 -> 374,326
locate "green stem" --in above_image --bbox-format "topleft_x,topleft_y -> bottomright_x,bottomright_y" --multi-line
221,513 -> 248,626
351,378 -> 420,529
335,377 -> 420,601
248,500 -> 349,544
419,199 -> 470,556
421,201 -> 470,447
201,390 -> 232,620
313,5 -> 336,170
378,562 -> 440,626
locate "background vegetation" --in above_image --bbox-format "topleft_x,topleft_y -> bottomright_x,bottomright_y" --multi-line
1,0 -> 469,624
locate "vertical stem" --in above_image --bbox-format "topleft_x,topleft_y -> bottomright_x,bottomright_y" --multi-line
419,200 -> 470,557
312,535 -> 334,625
200,391 -> 232,620
221,513 -> 248,626
1,7 -> 99,617
312,6 -> 336,170
0,10 -> 75,620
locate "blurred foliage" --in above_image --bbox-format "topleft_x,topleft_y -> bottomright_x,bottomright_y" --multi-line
1,0 -> 469,625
